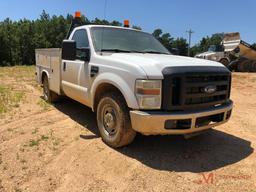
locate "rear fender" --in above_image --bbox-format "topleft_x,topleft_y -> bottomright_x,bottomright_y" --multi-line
41,69 -> 50,84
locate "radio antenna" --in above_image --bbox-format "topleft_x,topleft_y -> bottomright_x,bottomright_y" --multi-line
103,0 -> 107,20
100,0 -> 108,54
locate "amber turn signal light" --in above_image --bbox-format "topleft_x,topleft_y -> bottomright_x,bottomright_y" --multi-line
136,88 -> 161,95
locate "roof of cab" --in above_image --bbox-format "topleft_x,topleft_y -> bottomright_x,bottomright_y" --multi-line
74,24 -> 141,32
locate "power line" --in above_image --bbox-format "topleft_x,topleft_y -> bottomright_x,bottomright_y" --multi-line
186,29 -> 194,57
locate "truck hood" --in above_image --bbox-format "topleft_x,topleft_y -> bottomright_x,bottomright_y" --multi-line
108,53 -> 224,79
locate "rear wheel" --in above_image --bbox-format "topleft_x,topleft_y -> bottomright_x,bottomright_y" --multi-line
96,92 -> 136,148
42,76 -> 59,103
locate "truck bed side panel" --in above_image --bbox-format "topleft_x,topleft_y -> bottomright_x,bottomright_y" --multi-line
35,48 -> 62,95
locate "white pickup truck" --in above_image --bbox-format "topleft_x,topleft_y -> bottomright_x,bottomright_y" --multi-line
36,22 -> 233,148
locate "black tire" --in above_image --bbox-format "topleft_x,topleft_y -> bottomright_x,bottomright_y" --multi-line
219,58 -> 229,67
96,92 -> 136,148
42,76 -> 59,103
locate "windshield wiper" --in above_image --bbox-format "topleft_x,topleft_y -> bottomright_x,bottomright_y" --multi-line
100,49 -> 146,53
100,49 -> 131,53
143,51 -> 169,55
100,49 -> 168,54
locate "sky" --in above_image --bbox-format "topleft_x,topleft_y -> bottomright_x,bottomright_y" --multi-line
0,0 -> 255,45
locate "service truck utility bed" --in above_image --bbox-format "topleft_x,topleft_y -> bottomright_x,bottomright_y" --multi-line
35,48 -> 62,95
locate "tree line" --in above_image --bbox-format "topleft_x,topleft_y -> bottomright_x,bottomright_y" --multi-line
0,11 -> 254,66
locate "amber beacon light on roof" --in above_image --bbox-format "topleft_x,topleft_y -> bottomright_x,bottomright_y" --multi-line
75,11 -> 81,18
124,20 -> 130,28
66,11 -> 83,39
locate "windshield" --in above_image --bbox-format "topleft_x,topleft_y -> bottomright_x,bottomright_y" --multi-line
208,45 -> 216,52
208,44 -> 224,52
91,27 -> 170,54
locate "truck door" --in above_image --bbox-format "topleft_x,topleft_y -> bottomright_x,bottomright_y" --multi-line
61,29 -> 90,106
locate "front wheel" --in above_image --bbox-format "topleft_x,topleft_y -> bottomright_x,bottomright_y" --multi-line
96,92 -> 136,148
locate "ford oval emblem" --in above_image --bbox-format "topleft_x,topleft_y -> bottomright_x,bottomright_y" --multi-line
203,85 -> 217,94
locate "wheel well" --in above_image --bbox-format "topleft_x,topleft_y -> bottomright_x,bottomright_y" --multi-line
41,71 -> 48,84
93,83 -> 127,112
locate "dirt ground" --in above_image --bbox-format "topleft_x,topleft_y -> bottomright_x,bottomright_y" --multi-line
0,66 -> 256,192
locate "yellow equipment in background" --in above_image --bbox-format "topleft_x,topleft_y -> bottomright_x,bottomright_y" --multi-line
223,32 -> 256,72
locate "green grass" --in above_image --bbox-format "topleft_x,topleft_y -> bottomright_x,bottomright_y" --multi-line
0,86 -> 9,113
29,139 -> 40,147
27,135 -> 49,148
0,65 -> 35,80
0,65 -> 35,114
0,85 -> 25,114
37,99 -> 51,111
41,135 -> 49,141
14,92 -> 24,103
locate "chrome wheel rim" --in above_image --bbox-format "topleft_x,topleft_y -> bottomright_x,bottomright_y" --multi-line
101,106 -> 117,136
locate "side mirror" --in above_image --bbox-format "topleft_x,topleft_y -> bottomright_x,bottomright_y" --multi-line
76,48 -> 91,62
62,40 -> 76,60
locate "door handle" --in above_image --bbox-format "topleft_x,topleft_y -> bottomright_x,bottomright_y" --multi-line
90,66 -> 99,77
63,62 -> 66,71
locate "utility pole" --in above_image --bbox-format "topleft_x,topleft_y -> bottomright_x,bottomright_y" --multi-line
186,29 -> 194,57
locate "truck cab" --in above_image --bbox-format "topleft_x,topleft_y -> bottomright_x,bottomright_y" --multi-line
36,19 -> 233,148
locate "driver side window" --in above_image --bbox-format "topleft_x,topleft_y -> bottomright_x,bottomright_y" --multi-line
72,29 -> 90,60
72,29 -> 89,48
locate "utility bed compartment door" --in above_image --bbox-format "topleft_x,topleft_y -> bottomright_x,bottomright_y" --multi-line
35,48 -> 62,95
49,50 -> 61,95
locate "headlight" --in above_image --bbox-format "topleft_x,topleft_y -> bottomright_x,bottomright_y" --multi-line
135,80 -> 162,109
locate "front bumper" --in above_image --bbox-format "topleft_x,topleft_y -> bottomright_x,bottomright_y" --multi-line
130,101 -> 233,135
